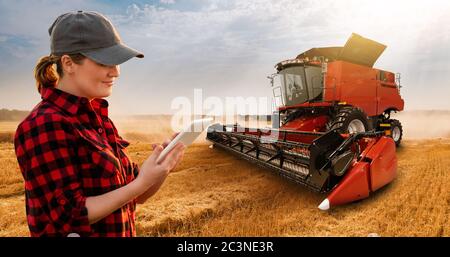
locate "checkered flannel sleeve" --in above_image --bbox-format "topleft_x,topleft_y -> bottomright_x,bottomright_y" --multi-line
14,114 -> 91,236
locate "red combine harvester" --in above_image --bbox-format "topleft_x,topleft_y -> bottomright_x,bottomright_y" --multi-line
206,33 -> 404,210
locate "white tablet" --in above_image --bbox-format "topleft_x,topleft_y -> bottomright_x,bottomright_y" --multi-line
156,118 -> 213,163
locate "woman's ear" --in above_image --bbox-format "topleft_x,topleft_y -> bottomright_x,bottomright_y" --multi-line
60,54 -> 76,74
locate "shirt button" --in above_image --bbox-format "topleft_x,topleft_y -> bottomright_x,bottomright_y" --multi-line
59,199 -> 67,205
80,98 -> 88,105
98,128 -> 104,134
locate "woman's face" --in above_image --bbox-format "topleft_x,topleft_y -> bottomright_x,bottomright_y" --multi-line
67,57 -> 120,100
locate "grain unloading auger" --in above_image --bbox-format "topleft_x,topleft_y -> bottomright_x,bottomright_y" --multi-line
206,33 -> 404,210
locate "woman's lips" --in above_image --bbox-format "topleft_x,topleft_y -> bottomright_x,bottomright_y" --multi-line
102,81 -> 114,86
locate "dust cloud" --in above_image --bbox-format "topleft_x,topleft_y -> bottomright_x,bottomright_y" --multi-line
391,110 -> 450,139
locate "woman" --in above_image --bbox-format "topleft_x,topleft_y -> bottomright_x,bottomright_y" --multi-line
14,11 -> 185,237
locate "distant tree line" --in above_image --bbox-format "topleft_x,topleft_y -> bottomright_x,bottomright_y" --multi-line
0,108 -> 29,121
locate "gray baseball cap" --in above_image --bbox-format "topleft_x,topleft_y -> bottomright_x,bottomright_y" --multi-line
48,10 -> 144,65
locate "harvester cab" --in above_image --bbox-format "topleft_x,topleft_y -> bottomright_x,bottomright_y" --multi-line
207,33 -> 403,210
271,33 -> 404,145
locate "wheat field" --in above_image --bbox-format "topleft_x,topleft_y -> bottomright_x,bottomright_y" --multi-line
0,113 -> 449,237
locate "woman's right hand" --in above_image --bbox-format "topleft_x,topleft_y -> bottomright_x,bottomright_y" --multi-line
135,142 -> 185,191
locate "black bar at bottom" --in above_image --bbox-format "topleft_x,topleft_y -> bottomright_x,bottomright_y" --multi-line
0,237 -> 446,256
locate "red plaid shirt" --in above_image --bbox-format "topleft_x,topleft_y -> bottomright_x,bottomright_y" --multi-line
14,86 -> 140,237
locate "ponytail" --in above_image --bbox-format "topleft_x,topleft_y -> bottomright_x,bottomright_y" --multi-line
34,53 -> 86,94
34,55 -> 59,94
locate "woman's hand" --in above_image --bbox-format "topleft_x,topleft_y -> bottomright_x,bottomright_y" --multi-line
135,134 -> 185,191
86,134 -> 185,223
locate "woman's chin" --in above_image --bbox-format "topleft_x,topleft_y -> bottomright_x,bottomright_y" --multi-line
97,88 -> 113,98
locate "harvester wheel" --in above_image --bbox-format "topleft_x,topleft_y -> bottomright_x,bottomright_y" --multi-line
388,119 -> 403,146
327,107 -> 370,134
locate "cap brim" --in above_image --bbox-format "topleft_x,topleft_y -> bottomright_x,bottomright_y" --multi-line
80,43 -> 144,66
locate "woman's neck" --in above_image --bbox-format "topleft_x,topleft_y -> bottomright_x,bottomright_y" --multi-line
56,79 -> 93,101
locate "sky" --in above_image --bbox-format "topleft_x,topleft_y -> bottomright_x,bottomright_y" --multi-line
1,0 -> 450,115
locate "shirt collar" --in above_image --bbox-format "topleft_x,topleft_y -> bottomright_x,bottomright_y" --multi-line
41,86 -> 109,117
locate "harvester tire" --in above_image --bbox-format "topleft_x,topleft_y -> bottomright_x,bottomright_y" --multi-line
388,119 -> 403,147
327,107 -> 370,134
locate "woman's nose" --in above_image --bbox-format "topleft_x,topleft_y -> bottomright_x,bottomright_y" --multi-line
108,65 -> 120,78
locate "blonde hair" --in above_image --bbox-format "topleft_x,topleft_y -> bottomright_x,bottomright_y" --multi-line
34,54 -> 86,94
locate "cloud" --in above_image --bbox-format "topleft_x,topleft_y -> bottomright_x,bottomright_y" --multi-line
0,33 -> 40,64
110,0 -> 330,68
160,0 -> 175,4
